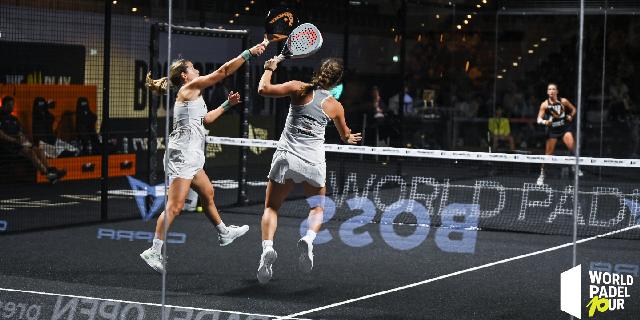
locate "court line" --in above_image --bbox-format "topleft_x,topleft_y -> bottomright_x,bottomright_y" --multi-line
0,287 -> 309,320
278,225 -> 640,319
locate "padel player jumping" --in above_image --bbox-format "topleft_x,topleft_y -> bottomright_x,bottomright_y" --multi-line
140,43 -> 265,274
255,57 -> 361,284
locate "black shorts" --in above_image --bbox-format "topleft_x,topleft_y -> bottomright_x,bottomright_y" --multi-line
0,143 -> 23,154
548,124 -> 573,139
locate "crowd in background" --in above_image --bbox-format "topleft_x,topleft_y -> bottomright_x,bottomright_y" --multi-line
345,16 -> 640,157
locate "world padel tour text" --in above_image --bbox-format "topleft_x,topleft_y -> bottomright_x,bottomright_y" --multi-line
587,271 -> 634,317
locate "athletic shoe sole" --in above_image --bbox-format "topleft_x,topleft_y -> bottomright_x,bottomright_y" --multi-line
297,239 -> 313,274
140,252 -> 164,274
257,249 -> 277,285
219,226 -> 249,246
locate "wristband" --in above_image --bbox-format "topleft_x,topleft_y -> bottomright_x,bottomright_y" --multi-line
537,117 -> 544,125
221,99 -> 232,111
240,50 -> 253,61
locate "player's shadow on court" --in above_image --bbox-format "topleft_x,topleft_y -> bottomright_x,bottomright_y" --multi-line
217,280 -> 322,299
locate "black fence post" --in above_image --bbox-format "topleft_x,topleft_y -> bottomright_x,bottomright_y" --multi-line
149,24 -> 159,187
100,0 -> 112,222
238,35 -> 249,206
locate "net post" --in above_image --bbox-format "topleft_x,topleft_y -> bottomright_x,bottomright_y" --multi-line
148,23 -> 160,187
100,0 -> 112,222
237,36 -> 250,206
573,0 -> 586,268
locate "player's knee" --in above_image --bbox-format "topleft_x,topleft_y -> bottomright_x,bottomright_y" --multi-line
264,202 -> 281,212
310,206 -> 324,215
167,201 -> 185,215
205,188 -> 215,200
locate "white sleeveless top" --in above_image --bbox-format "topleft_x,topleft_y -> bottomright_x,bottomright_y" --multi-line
277,89 -> 333,165
173,95 -> 207,132
164,96 -> 208,180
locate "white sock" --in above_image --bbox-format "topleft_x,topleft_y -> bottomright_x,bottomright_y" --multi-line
303,230 -> 317,243
216,222 -> 229,234
151,238 -> 164,253
262,240 -> 273,250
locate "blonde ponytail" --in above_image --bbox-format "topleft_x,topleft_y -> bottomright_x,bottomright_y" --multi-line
145,72 -> 170,94
145,59 -> 190,95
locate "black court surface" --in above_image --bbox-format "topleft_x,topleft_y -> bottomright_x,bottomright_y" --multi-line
1,204 -> 639,319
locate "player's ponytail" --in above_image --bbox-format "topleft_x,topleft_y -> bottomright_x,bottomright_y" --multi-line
145,59 -> 190,95
300,58 -> 343,95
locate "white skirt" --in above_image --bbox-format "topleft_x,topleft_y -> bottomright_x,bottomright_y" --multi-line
164,125 -> 206,180
268,149 -> 326,188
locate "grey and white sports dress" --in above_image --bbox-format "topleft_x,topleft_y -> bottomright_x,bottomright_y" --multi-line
268,89 -> 333,187
165,96 -> 207,180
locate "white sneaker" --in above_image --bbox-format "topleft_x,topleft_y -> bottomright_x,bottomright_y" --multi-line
536,173 -> 545,186
297,238 -> 314,274
571,167 -> 584,177
140,248 -> 164,274
218,225 -> 249,246
257,247 -> 277,285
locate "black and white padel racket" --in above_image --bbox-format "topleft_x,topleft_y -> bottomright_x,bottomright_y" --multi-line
274,23 -> 323,62
261,7 -> 298,47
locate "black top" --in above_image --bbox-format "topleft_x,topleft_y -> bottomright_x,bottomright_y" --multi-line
545,98 -> 567,127
0,113 -> 21,136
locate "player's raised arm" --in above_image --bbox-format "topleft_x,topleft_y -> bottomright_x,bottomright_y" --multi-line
258,57 -> 305,98
188,43 -> 265,91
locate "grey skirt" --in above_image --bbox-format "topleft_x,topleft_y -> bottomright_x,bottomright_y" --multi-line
268,149 -> 326,188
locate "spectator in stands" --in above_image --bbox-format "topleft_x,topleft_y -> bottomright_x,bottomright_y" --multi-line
366,86 -> 388,147
32,96 -> 56,145
75,97 -> 98,155
370,86 -> 385,120
489,108 -> 515,151
0,96 -> 66,183
388,85 -> 414,116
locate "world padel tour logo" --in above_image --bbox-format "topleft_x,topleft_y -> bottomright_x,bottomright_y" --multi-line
561,264 -> 635,318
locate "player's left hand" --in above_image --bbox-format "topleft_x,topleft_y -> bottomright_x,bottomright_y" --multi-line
264,57 -> 279,71
249,43 -> 266,57
228,91 -> 241,106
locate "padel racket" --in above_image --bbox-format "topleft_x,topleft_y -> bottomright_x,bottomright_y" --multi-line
275,23 -> 323,62
262,7 -> 298,47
